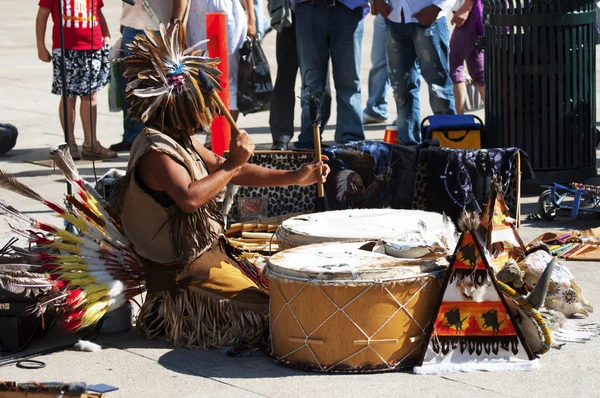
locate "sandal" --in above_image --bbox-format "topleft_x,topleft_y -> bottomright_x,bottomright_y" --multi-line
82,142 -> 118,159
69,144 -> 81,161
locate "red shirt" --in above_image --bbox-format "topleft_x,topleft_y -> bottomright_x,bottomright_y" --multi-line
39,0 -> 105,50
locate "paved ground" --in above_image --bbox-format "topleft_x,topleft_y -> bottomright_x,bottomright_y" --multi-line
2,2 -> 600,398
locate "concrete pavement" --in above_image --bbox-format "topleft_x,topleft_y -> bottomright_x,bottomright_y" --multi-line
1,2 -> 600,397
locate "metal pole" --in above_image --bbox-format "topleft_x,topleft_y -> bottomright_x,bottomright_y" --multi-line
57,0 -> 74,233
57,0 -> 72,198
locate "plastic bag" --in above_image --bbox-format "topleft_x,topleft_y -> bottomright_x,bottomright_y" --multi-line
237,36 -> 273,115
464,74 -> 484,112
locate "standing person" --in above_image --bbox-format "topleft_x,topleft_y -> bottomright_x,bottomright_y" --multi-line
373,0 -> 456,145
187,0 -> 257,124
268,4 -> 332,150
36,0 -> 116,160
292,0 -> 369,150
363,13 -> 390,125
449,0 -> 484,114
109,0 -> 188,152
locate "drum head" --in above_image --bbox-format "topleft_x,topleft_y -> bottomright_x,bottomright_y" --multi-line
267,241 -> 447,282
277,209 -> 454,246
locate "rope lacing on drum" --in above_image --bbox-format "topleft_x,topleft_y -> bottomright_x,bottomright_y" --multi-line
270,275 -> 441,372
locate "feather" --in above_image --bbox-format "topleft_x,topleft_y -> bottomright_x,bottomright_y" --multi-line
133,86 -> 172,98
74,340 -> 102,352
458,211 -> 480,232
0,169 -> 44,202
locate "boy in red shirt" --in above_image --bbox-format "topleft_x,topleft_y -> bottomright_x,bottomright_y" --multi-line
36,0 -> 116,159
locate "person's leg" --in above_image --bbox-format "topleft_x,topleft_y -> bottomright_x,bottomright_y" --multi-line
322,70 -> 332,130
329,4 -> 365,144
387,21 -> 421,144
295,2 -> 330,148
465,40 -> 486,101
450,20 -> 475,114
81,93 -> 117,158
364,14 -> 390,122
269,18 -> 298,148
59,96 -> 77,146
79,94 -> 95,146
114,27 -> 147,149
414,17 -> 456,116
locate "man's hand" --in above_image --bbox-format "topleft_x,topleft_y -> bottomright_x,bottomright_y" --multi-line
413,5 -> 441,26
292,155 -> 331,186
37,46 -> 51,62
227,130 -> 255,167
102,35 -> 111,46
451,9 -> 469,26
372,0 -> 392,18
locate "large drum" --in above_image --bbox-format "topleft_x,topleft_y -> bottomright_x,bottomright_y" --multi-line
267,241 -> 447,372
276,209 -> 454,250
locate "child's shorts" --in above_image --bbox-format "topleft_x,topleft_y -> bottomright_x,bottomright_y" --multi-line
51,44 -> 110,97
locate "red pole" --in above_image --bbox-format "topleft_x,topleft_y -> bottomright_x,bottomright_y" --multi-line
206,13 -> 230,156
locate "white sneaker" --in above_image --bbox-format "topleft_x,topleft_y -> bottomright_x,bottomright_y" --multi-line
363,111 -> 388,125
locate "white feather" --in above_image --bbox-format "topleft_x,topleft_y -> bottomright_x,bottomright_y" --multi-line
73,340 -> 102,352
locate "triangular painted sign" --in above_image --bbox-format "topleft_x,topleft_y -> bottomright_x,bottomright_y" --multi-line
414,229 -> 539,374
477,177 -> 525,271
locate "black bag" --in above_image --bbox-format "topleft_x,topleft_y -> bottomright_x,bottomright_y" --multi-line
237,36 -> 273,115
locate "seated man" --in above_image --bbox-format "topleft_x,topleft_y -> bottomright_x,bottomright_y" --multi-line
114,22 -> 329,349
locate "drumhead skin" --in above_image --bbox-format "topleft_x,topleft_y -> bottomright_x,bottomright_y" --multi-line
267,241 -> 448,282
276,209 -> 455,249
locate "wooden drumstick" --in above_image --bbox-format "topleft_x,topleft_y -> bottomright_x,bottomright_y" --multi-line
309,91 -> 325,198
312,124 -> 325,197
211,91 -> 241,140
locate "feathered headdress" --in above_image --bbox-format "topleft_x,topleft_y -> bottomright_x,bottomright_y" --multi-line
120,22 -> 223,134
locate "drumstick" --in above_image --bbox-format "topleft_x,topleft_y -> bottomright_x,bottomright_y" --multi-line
211,91 -> 241,140
313,124 -> 325,197
309,91 -> 326,198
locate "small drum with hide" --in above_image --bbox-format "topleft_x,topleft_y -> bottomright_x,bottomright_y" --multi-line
267,241 -> 447,372
276,209 -> 454,250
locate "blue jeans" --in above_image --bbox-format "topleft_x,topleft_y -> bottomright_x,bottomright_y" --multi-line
295,2 -> 365,147
119,27 -> 156,143
364,14 -> 390,120
254,0 -> 271,38
386,18 -> 456,145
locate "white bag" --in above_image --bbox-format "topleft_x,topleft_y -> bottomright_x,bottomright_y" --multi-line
464,74 -> 484,112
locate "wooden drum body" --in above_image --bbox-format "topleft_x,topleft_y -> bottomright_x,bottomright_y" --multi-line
267,242 -> 447,372
276,209 -> 454,250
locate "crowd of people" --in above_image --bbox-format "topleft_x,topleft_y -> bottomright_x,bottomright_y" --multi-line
35,0 -> 485,157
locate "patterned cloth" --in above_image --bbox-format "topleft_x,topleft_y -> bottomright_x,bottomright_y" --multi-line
414,147 -> 534,221
321,141 -> 533,223
323,140 -> 432,210
51,44 -> 110,97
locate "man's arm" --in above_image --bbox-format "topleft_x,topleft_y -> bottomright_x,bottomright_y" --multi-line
242,0 -> 256,37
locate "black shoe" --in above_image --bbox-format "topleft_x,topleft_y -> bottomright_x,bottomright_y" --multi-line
271,142 -> 288,151
109,141 -> 133,152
